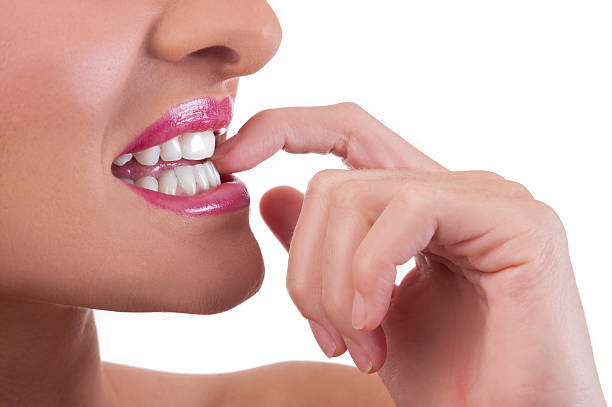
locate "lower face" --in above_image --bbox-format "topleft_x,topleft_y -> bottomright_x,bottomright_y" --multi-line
0,1 -> 266,314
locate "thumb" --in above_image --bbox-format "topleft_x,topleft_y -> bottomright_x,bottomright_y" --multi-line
260,186 -> 304,251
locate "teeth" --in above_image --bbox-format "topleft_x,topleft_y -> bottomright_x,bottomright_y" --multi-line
114,129 -> 225,194
113,153 -> 133,166
115,128 -> 224,165
174,166 -> 197,196
180,130 -> 215,160
193,164 -> 210,191
118,162 -> 222,196
202,161 -> 221,187
160,136 -> 182,162
158,170 -> 178,195
135,176 -> 158,192
134,145 -> 160,166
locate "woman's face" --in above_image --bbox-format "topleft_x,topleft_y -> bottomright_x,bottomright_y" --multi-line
0,0 -> 281,313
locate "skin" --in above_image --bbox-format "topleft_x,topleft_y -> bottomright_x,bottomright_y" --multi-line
0,1 -> 606,407
214,104 -> 608,406
0,0 -> 390,406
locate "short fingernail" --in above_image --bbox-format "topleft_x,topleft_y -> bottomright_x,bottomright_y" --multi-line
308,320 -> 336,358
352,291 -> 367,330
344,337 -> 373,374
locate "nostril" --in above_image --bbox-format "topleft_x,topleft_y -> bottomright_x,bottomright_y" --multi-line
190,46 -> 240,65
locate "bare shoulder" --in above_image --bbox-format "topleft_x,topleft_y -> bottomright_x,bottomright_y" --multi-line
103,362 -> 227,407
219,361 -> 396,407
103,361 -> 396,407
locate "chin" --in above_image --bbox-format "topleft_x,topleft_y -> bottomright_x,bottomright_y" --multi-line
171,226 -> 266,315
6,206 -> 266,316
107,208 -> 266,315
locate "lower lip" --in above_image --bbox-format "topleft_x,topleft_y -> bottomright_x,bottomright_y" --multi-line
124,175 -> 250,216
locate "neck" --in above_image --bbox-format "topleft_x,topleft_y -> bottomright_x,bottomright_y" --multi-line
0,296 -> 114,406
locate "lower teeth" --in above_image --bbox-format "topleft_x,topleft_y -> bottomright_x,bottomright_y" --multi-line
120,161 -> 222,196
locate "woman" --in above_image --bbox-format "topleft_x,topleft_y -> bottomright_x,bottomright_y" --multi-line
0,0 -> 606,406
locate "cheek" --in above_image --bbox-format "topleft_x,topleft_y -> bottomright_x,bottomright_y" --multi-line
0,0 -> 148,225
0,1 -> 144,295
0,1 -> 264,312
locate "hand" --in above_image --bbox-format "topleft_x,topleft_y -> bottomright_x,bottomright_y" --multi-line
213,103 -> 607,406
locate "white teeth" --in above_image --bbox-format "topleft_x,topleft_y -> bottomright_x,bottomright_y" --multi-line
202,161 -> 221,188
135,176 -> 158,192
133,145 -> 160,166
180,130 -> 215,160
116,129 -> 225,194
113,153 -> 133,166
116,128 -> 223,166
158,170 -> 178,195
160,136 -> 182,162
193,164 -> 210,191
174,166 -> 197,196
118,162 -> 222,196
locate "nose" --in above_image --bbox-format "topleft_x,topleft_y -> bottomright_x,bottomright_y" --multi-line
149,0 -> 282,78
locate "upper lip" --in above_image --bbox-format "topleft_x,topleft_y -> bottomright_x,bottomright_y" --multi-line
118,97 -> 233,157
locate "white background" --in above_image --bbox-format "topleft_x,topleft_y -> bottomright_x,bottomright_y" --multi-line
96,0 -> 612,400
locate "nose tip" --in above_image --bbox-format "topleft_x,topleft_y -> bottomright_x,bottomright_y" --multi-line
149,0 -> 282,78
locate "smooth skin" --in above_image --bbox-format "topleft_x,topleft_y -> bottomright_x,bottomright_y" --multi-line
214,103 -> 608,406
0,0 -> 390,405
0,0 -> 606,406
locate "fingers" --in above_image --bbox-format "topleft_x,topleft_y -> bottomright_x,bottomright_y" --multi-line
260,186 -> 304,251
213,103 -> 447,174
350,178 -> 538,332
260,185 -> 348,357
321,179 -> 407,372
351,183 -> 436,332
288,170 -> 406,372
285,170 -> 398,361
284,170 -> 355,358
260,184 -> 348,359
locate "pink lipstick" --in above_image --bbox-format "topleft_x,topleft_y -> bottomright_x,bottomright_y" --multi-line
120,97 -> 233,156
112,96 -> 250,217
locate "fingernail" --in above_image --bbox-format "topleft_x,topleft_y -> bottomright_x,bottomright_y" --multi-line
344,337 -> 373,374
308,320 -> 337,358
352,291 -> 367,330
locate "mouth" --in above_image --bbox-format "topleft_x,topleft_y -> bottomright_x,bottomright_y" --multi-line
111,97 -> 249,216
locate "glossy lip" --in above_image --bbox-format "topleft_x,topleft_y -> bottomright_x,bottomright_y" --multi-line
116,96 -> 248,217
124,175 -> 250,217
119,96 -> 233,156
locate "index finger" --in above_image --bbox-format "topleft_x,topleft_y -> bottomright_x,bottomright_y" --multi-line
212,102 -> 447,173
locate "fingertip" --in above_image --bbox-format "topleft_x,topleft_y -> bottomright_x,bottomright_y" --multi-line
260,186 -> 304,251
351,291 -> 367,331
210,133 -> 240,173
260,186 -> 303,219
352,287 -> 392,332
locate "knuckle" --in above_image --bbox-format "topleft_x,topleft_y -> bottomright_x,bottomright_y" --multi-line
307,169 -> 345,195
529,200 -> 565,234
250,108 -> 276,124
286,274 -> 311,308
509,200 -> 568,270
337,101 -> 365,115
504,180 -> 534,199
334,102 -> 373,125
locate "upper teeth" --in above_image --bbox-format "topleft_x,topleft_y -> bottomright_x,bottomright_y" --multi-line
114,130 -> 218,167
113,153 -> 133,166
